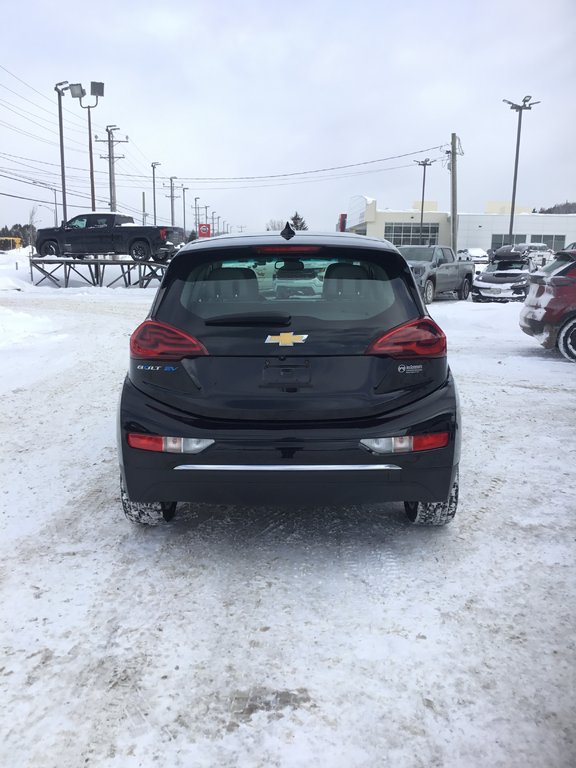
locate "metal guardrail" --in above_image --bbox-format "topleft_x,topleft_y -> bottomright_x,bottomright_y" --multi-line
28,256 -> 168,288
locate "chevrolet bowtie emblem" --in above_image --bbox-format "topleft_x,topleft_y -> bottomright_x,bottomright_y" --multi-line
265,332 -> 309,347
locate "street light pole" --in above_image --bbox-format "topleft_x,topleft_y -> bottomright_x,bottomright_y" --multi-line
415,158 -> 434,245
54,81 -> 69,222
151,162 -> 161,225
503,95 -> 540,245
69,82 -> 104,211
182,187 -> 189,236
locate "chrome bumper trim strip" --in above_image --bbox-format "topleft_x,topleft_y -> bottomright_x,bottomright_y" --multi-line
174,464 -> 401,472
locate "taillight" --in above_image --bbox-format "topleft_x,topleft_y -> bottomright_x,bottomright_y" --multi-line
159,228 -> 167,240
130,320 -> 208,360
366,318 -> 446,358
127,433 -> 214,453
360,432 -> 449,454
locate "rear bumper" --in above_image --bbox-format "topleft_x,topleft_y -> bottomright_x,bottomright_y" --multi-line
118,374 -> 461,506
519,312 -> 559,348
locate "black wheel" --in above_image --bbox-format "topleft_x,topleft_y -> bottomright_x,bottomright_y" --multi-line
39,240 -> 60,257
423,279 -> 435,304
152,251 -> 169,263
471,295 -> 481,303
120,479 -> 176,526
129,240 -> 151,262
404,471 -> 459,526
558,317 -> 576,362
457,278 -> 471,300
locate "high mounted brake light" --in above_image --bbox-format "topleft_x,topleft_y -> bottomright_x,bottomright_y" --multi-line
130,320 -> 208,360
159,228 -> 167,240
366,318 -> 446,358
254,246 -> 321,255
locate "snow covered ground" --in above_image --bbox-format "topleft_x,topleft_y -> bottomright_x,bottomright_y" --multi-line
0,249 -> 575,768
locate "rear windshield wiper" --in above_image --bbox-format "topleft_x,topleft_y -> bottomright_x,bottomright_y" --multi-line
204,312 -> 292,326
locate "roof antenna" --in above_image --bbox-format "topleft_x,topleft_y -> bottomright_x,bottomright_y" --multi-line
281,222 -> 295,240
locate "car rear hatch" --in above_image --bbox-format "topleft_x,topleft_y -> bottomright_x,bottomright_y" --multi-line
128,244 -> 449,422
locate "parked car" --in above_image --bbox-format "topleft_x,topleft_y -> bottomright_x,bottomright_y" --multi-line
471,254 -> 535,302
273,258 -> 327,297
458,247 -> 489,265
515,242 -> 554,267
118,227 -> 461,527
519,247 -> 576,361
397,245 -> 474,303
35,212 -> 177,262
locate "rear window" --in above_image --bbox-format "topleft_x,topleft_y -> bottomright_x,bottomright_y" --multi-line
487,260 -> 529,272
154,245 -> 419,333
540,253 -> 576,275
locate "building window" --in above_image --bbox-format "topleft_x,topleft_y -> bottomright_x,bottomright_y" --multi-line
530,234 -> 566,250
491,234 -> 527,249
385,223 -> 439,246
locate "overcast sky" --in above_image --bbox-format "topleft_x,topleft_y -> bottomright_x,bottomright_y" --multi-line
2,0 -> 575,233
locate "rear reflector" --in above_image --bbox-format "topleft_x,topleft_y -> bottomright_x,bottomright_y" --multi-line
366,318 -> 446,358
360,432 -> 449,454
127,434 -> 214,454
130,320 -> 208,360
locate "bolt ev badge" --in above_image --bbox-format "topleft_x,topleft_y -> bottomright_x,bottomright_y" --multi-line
265,332 -> 309,347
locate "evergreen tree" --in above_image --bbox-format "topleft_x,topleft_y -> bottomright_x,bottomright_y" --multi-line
290,211 -> 308,230
538,201 -> 576,214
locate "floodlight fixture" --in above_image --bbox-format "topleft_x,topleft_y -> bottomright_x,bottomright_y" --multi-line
69,83 -> 86,99
91,81 -> 105,97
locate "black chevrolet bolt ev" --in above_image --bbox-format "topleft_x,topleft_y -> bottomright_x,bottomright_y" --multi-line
117,227 -> 461,527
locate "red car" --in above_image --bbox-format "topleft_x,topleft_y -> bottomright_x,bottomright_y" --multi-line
519,244 -> 576,362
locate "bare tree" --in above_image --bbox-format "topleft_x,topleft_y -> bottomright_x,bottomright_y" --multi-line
266,219 -> 284,231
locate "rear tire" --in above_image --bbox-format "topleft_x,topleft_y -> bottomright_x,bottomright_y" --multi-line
457,278 -> 471,300
129,240 -> 151,262
558,317 -> 576,362
404,471 -> 459,526
120,479 -> 176,526
39,240 -> 60,257
423,279 -> 435,304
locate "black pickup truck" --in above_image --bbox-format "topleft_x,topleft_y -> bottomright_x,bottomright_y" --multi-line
35,212 -> 177,262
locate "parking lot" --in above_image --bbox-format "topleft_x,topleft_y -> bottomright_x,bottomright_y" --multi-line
0,288 -> 574,768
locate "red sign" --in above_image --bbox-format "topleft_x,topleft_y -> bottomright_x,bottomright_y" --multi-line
198,223 -> 211,238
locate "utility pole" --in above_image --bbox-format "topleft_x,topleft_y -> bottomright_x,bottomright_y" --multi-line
450,134 -> 458,252
194,197 -> 199,233
182,187 -> 189,236
151,162 -> 161,225
165,176 -> 178,226
503,95 -> 540,244
211,211 -> 216,235
96,125 -> 127,211
204,205 -> 209,225
216,215 -> 221,235
237,225 -> 246,233
415,158 -> 433,245
142,192 -> 148,224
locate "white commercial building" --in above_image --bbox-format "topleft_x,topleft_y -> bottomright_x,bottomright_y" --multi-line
345,196 -> 576,252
